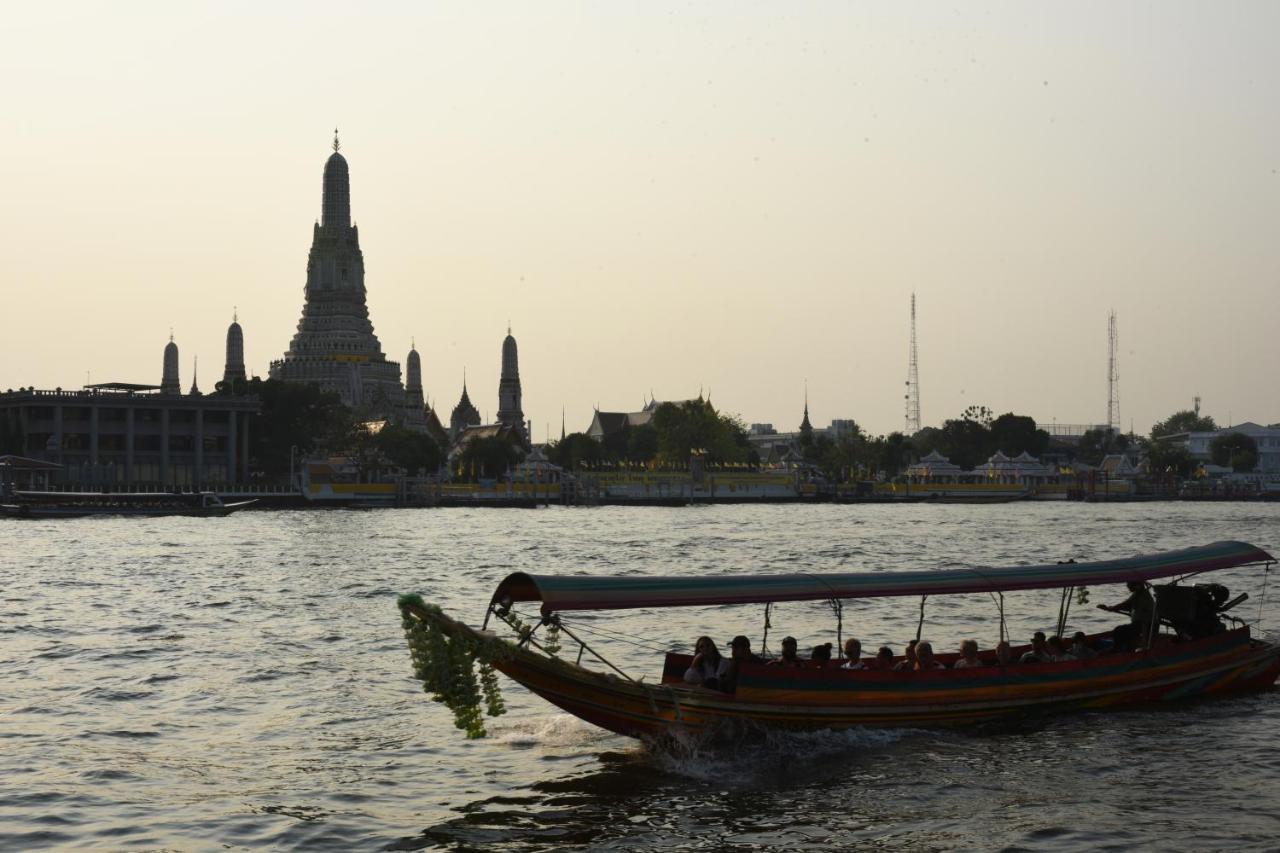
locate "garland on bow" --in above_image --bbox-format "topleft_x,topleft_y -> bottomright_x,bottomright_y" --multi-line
398,594 -> 510,738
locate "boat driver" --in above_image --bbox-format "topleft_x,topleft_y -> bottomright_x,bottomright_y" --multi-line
1098,581 -> 1157,648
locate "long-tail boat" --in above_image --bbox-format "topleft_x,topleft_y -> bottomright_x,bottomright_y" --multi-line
0,490 -> 256,518
398,541 -> 1279,739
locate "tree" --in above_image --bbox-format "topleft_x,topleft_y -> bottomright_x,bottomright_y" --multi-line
1146,442 -> 1196,478
235,378 -> 358,479
1076,427 -> 1129,466
374,424 -> 442,475
626,423 -> 659,462
650,400 -> 747,465
988,413 -> 1050,457
867,432 -> 914,478
1151,410 -> 1217,440
960,405 -> 994,427
458,436 -> 523,480
939,418 -> 989,469
1210,432 -> 1258,472
547,432 -> 603,469
814,432 -> 868,482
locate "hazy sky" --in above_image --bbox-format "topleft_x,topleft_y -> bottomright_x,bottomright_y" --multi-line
3,2 -> 1277,437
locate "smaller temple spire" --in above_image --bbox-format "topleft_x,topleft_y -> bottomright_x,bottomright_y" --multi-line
161,334 -> 181,395
333,127 -> 340,152
800,380 -> 813,434
190,355 -> 201,395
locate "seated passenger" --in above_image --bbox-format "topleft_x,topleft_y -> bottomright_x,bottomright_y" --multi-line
914,640 -> 946,671
873,646 -> 895,671
721,635 -> 762,693
810,642 -> 833,667
952,639 -> 983,669
893,639 -> 919,671
841,638 -> 865,670
1019,631 -> 1051,664
768,636 -> 804,668
1046,635 -> 1075,661
683,636 -> 730,689
995,640 -> 1014,666
1069,631 -> 1098,660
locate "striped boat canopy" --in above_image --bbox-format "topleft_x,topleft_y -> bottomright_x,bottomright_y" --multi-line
492,541 -> 1273,615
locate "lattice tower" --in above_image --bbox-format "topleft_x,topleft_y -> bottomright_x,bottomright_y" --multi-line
1107,310 -> 1120,434
904,293 -> 921,434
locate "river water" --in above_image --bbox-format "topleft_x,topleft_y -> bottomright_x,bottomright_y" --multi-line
3,503 -> 1279,851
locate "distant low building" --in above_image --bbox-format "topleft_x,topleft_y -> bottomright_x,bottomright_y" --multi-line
1159,422 -> 1280,473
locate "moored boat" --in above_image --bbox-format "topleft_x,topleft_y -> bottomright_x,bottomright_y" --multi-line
399,541 -> 1280,739
0,490 -> 256,518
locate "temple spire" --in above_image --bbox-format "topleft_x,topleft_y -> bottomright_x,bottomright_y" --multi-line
321,131 -> 351,228
800,380 -> 813,434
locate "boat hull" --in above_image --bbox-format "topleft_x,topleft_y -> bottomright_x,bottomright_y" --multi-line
411,607 -> 1280,740
0,499 -> 255,519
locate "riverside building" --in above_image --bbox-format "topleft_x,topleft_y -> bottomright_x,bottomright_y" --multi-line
0,336 -> 259,487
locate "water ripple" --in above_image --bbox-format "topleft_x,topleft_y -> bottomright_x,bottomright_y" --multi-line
1,504 -> 1278,850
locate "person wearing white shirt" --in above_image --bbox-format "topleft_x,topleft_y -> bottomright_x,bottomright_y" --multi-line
841,637 -> 865,670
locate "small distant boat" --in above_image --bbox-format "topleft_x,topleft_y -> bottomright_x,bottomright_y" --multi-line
0,490 -> 256,519
400,541 -> 1280,739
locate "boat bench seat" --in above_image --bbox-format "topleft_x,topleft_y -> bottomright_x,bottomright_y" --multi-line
661,652 -> 693,685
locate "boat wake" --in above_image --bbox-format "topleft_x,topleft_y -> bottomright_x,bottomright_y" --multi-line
488,712 -> 615,750
639,724 -> 917,785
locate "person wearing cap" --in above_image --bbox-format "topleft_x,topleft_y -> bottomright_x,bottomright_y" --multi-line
722,635 -> 762,693
768,636 -> 804,668
1019,631 -> 1051,664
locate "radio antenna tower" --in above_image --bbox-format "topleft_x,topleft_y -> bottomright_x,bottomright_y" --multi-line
904,292 -> 921,434
1106,310 -> 1120,434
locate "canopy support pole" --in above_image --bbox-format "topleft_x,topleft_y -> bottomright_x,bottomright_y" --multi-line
1258,562 -> 1273,633
915,595 -> 928,642
831,599 -> 844,653
760,602 -> 773,658
997,592 -> 1007,644
1056,587 -> 1074,639
1143,583 -> 1159,649
1061,586 -> 1075,638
